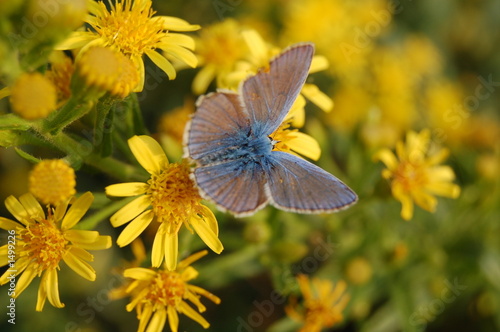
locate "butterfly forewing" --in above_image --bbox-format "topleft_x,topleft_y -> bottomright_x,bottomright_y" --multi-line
185,92 -> 250,165
241,43 -> 314,136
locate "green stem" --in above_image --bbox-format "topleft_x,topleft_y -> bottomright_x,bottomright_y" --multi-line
76,196 -> 136,230
42,97 -> 94,135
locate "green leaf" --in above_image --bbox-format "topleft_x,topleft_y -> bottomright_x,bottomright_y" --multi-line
0,114 -> 32,130
14,147 -> 41,164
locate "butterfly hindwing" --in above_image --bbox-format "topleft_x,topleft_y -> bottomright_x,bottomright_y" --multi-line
193,160 -> 269,216
241,43 -> 314,136
265,151 -> 358,213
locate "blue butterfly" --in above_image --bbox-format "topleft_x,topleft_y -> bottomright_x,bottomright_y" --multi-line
184,43 -> 357,216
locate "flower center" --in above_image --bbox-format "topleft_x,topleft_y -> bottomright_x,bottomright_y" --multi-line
19,217 -> 68,273
146,161 -> 201,229
394,161 -> 428,192
92,0 -> 164,58
146,271 -> 186,308
270,121 -> 298,153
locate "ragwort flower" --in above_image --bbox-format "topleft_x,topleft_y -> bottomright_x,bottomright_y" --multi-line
29,159 -> 76,206
0,192 -> 111,311
57,0 -> 199,91
105,135 -> 223,271
285,274 -> 350,332
123,250 -> 220,332
374,129 -> 461,220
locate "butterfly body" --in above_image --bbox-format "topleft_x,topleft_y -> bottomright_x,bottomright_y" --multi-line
185,43 -> 357,216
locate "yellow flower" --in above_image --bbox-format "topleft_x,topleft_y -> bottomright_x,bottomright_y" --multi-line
9,72 -> 57,120
285,274 -> 350,332
123,250 -> 220,332
374,130 -> 461,220
105,135 -> 223,271
45,51 -> 75,103
270,117 -> 321,161
192,18 -> 248,95
74,46 -> 140,99
57,0 -> 199,91
29,159 -> 76,206
0,192 -> 111,311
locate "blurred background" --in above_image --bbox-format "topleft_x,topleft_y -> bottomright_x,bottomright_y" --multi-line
1,0 -> 499,331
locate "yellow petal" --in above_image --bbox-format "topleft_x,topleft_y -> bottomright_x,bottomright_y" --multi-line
167,306 -> 180,332
190,216 -> 223,254
301,83 -> 334,112
110,195 -> 151,227
145,49 -> 176,80
64,229 -> 99,243
124,267 -> 157,281
188,284 -> 221,304
198,205 -> 218,236
132,55 -> 145,92
158,16 -> 200,31
192,65 -> 216,95
44,269 -> 64,308
178,250 -> 208,270
147,309 -> 167,332
18,193 -> 44,221
0,258 -> 27,285
373,149 -> 398,170
179,301 -> 210,328
62,192 -> 93,230
242,29 -> 267,63
116,210 -> 154,247
55,32 -> 97,50
0,245 -> 7,266
412,190 -> 437,213
310,55 -> 329,73
84,235 -> 112,250
152,223 -> 166,267
287,132 -> 321,161
35,279 -> 47,312
0,217 -> 20,231
160,33 -> 195,50
138,303 -> 153,332
105,182 -> 148,197
427,166 -> 456,182
160,45 -> 198,68
426,182 -> 461,198
165,232 -> 178,271
13,265 -> 38,298
128,135 -> 168,175
54,198 -> 70,222
63,248 -> 96,281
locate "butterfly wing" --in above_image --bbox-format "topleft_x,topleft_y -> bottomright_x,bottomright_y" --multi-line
193,160 -> 269,216
264,151 -> 358,213
241,43 -> 314,136
184,91 -> 250,165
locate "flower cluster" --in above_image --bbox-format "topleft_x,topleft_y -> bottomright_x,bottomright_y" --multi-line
1,0 -> 497,331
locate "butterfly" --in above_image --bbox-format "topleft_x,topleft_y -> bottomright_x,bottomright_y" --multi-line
184,43 -> 357,216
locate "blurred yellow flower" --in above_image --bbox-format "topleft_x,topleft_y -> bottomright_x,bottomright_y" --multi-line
192,19 -> 248,95
29,159 -> 76,206
286,274 -> 349,332
105,135 -> 223,271
0,192 -> 111,311
45,51 -> 75,103
9,72 -> 57,120
57,0 -> 199,91
123,250 -> 220,332
374,130 -> 461,220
